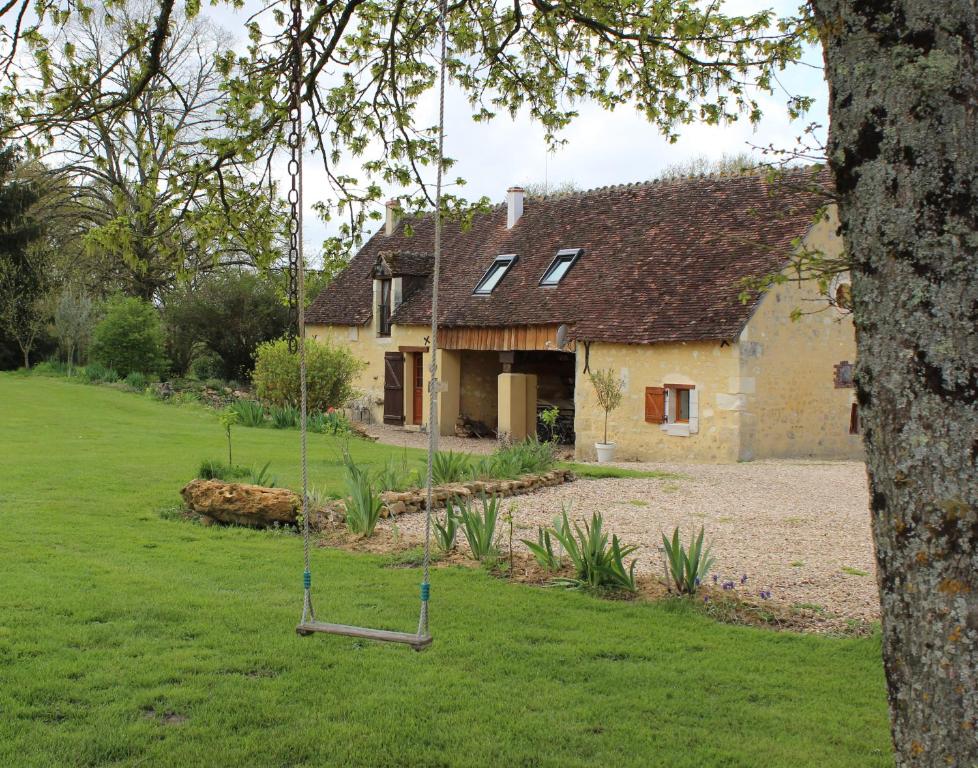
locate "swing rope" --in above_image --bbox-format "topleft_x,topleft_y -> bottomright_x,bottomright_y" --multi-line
418,0 -> 449,639
293,0 -> 448,649
289,0 -> 314,628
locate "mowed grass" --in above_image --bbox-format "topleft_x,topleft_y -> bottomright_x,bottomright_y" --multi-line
0,375 -> 893,767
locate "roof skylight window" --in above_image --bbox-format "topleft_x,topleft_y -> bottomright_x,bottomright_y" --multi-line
540,248 -> 582,286
474,254 -> 517,295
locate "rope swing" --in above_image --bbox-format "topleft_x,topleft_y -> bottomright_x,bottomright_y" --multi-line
294,0 -> 449,651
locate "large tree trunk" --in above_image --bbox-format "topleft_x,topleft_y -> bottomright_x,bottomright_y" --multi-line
812,2 -> 978,764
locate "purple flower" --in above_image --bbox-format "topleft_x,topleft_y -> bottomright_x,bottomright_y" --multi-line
740,574 -> 748,584
694,576 -> 701,586
722,580 -> 735,590
703,596 -> 710,603
711,574 -> 719,584
759,589 -> 771,600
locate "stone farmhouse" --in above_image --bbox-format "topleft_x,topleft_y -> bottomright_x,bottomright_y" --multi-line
306,170 -> 861,462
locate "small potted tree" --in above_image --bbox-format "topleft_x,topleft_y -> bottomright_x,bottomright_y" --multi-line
589,368 -> 624,463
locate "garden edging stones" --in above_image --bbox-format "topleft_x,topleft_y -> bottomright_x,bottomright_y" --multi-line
180,469 -> 575,529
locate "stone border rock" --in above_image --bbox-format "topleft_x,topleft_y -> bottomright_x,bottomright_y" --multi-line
377,469 -> 575,518
181,469 -> 575,529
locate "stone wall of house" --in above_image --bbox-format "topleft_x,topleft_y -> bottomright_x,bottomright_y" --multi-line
738,207 -> 863,460
458,350 -> 500,428
573,339 -> 742,462
306,317 -> 429,427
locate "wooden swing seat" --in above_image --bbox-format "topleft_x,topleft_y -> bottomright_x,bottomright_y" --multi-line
296,621 -> 432,651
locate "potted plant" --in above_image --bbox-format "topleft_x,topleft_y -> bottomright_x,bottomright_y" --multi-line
589,368 -> 624,463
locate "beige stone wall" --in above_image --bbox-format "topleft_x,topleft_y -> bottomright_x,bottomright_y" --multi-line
306,318 -> 429,426
574,340 -> 742,462
459,351 -> 499,427
738,209 -> 862,460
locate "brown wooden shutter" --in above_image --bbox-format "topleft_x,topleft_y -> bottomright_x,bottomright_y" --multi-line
383,352 -> 405,425
645,387 -> 666,424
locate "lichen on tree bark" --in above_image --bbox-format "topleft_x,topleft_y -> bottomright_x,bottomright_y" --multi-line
811,1 -> 978,764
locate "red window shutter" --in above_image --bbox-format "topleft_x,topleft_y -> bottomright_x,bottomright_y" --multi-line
645,387 -> 666,424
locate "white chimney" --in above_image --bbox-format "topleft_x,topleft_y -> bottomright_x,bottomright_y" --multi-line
385,198 -> 401,236
506,186 -> 524,228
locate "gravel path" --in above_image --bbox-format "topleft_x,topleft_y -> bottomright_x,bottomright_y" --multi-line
382,460 -> 879,624
360,421 -> 498,454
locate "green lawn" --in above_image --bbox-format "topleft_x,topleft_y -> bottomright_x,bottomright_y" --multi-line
0,375 -> 893,767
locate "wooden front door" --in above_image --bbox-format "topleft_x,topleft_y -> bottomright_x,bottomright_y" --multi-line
412,352 -> 424,425
383,352 -> 405,425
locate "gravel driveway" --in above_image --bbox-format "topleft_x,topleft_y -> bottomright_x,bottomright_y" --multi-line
383,460 -> 879,625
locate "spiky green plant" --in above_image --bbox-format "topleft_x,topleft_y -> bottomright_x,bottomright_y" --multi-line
269,404 -> 300,429
431,450 -> 470,485
374,452 -> 418,492
550,509 -> 638,591
434,500 -> 461,553
342,452 -> 383,537
661,526 -> 715,595
230,399 -> 266,428
522,525 -> 562,570
457,494 -> 500,561
248,461 -> 276,487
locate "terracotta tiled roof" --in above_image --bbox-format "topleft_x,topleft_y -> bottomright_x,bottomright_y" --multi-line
372,251 -> 433,277
306,169 -> 829,344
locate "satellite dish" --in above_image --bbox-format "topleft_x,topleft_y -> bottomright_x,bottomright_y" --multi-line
555,324 -> 568,349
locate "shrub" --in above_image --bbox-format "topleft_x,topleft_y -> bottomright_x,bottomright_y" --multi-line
189,350 -> 224,381
197,459 -> 250,481
342,452 -> 383,537
83,362 -> 119,383
31,360 -> 68,377
89,296 -> 167,378
457,494 -> 500,561
269,404 -> 300,429
308,408 -> 351,436
550,508 -> 638,591
253,338 -> 362,412
493,439 -> 555,477
124,371 -> 148,391
539,405 -> 560,442
431,450 -> 470,485
230,399 -> 267,427
661,526 -> 715,596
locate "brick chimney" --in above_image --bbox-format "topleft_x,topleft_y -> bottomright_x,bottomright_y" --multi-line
385,198 -> 401,236
506,186 -> 524,229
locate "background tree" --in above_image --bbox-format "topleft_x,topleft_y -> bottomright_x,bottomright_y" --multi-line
809,2 -> 978,764
163,269 -> 289,381
0,142 -> 45,368
10,1 -> 283,301
89,296 -> 166,377
53,289 -> 94,374
658,152 -> 759,179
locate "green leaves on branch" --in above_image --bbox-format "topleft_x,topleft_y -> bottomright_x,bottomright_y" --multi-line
252,338 -> 363,413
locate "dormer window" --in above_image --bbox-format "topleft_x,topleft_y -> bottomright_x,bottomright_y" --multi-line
540,248 -> 582,286
474,254 -> 517,295
377,278 -> 392,336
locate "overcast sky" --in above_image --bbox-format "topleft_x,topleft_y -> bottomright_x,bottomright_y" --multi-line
207,1 -> 828,263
